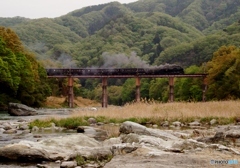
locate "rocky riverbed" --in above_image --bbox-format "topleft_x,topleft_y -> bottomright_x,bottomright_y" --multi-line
0,109 -> 240,168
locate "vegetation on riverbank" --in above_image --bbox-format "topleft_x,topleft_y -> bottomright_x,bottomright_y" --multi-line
29,100 -> 240,130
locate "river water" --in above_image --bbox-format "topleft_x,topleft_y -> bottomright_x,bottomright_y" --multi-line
0,109 -> 75,168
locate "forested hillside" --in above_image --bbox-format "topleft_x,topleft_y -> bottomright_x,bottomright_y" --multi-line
0,0 -> 239,67
0,0 -> 240,106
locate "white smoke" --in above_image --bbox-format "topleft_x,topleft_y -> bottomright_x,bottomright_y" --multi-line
100,52 -> 151,68
56,53 -> 77,68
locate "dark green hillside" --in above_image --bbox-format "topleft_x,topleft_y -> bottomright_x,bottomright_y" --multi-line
70,12 -> 203,67
127,0 -> 240,32
127,0 -> 193,16
0,16 -> 30,27
155,21 -> 240,67
178,0 -> 240,32
0,1 -> 205,68
203,10 -> 240,34
10,18 -> 82,66
56,2 -> 131,36
0,0 -> 239,67
14,18 -> 81,47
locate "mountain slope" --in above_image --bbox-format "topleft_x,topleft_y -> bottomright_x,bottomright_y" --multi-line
69,11 -> 203,67
154,21 -> 240,67
127,0 -> 240,32
0,0 -> 239,68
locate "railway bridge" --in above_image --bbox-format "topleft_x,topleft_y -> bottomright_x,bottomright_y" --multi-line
46,68 -> 207,108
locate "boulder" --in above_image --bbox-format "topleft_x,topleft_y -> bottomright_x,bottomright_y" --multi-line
111,143 -> 138,155
8,103 -> 37,116
60,161 -> 77,168
172,121 -> 181,127
120,121 -> 179,140
225,130 -> 240,146
77,126 -> 108,141
0,134 -> 112,162
0,143 -> 50,161
197,128 -> 240,147
161,121 -> 169,127
119,121 -> 148,135
104,145 -> 212,168
102,137 -> 122,147
210,119 -> 217,125
88,117 -> 97,124
225,129 -> 240,138
188,121 -> 201,127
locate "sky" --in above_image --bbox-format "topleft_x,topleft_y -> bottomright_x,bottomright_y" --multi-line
0,0 -> 138,19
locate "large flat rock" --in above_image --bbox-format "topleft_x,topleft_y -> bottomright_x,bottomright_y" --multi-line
8,103 -> 37,116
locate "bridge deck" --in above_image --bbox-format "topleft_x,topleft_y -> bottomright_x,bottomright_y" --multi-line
47,74 -> 207,78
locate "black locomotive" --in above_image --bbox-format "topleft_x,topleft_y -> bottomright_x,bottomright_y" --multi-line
46,64 -> 184,76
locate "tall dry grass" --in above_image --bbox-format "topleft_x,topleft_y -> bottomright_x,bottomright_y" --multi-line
44,96 -> 101,108
72,100 -> 240,123
31,100 -> 240,134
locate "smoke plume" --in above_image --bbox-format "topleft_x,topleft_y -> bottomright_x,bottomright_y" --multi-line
100,52 -> 150,68
56,53 -> 77,68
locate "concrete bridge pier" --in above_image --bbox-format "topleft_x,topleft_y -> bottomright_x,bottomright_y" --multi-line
68,77 -> 74,108
102,78 -> 108,108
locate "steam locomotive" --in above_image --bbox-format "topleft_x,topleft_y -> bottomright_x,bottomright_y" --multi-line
46,64 -> 184,76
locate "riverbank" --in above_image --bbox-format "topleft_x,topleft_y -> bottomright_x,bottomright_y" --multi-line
52,100 -> 240,127
1,118 -> 240,168
1,101 -> 240,167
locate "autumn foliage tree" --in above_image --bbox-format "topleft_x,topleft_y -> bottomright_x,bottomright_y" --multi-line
0,27 -> 51,109
206,45 -> 240,100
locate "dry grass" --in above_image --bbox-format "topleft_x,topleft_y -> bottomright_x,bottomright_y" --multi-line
31,100 -> 240,136
44,97 -> 240,125
99,124 -> 120,138
71,100 -> 240,124
44,96 -> 66,108
44,96 -> 101,108
74,97 -> 101,107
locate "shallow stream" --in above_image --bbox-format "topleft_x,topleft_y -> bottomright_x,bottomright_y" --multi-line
0,109 -> 75,168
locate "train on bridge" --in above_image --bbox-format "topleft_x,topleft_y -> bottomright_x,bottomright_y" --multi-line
46,64 -> 184,76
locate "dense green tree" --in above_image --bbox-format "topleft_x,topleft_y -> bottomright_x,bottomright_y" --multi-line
0,55 -> 12,87
88,84 -> 102,102
206,45 -> 240,100
0,27 -> 51,108
149,78 -> 168,102
121,79 -> 136,104
108,86 -> 123,105
15,52 -> 35,104
140,78 -> 151,99
0,37 -> 20,94
175,65 -> 203,101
